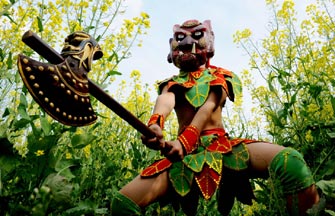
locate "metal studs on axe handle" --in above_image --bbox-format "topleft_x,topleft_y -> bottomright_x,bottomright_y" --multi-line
17,30 -> 155,139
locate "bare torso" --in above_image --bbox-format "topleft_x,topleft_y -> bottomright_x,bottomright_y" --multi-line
172,85 -> 225,133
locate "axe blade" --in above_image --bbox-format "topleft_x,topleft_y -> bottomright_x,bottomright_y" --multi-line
17,54 -> 97,126
18,30 -> 155,139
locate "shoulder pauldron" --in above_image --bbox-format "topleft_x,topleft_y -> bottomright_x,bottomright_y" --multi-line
158,67 -> 241,108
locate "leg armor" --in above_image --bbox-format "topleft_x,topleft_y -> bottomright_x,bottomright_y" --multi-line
111,192 -> 142,216
269,147 -> 315,194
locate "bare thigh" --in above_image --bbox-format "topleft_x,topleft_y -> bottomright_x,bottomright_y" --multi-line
246,142 -> 285,173
119,171 -> 169,208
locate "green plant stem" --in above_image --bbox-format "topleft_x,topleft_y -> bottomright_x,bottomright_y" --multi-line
313,144 -> 335,177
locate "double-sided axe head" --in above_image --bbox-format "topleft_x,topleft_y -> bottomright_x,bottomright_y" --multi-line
17,31 -> 156,140
17,31 -> 102,126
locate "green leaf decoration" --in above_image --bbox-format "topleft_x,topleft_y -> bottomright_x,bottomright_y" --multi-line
185,70 -> 215,107
226,72 -> 243,97
186,83 -> 210,108
200,134 -> 216,148
183,151 -> 206,172
173,71 -> 189,83
222,144 -> 249,170
205,152 -> 222,174
169,161 -> 194,196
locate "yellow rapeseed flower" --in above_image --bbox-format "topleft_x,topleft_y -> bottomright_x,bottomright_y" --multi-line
307,103 -> 319,113
130,69 -> 141,78
140,12 -> 149,19
305,130 -> 313,143
241,29 -> 252,39
66,152 -> 72,159
83,144 -> 91,158
35,150 -> 45,156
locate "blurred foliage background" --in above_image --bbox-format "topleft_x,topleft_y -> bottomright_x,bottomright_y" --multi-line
0,0 -> 334,215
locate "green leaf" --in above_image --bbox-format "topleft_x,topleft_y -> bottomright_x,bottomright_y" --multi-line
107,70 -> 122,76
331,96 -> 335,117
96,35 -> 102,42
327,132 -> 335,139
289,91 -> 298,107
267,75 -> 276,92
13,118 -> 31,129
6,51 -> 12,69
107,50 -> 119,62
83,26 -> 95,32
3,14 -> 17,25
0,155 -> 19,176
325,210 -> 335,216
308,84 -> 322,99
55,159 -> 76,180
40,116 -> 51,135
63,200 -> 95,215
71,133 -> 96,148
316,179 -> 335,198
37,16 -> 43,32
0,48 -> 4,61
18,104 -> 30,120
19,92 -> 28,107
272,65 -> 290,77
2,107 -> 10,118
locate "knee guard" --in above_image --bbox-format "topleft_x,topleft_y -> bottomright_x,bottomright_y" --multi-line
111,192 -> 142,215
269,147 -> 315,194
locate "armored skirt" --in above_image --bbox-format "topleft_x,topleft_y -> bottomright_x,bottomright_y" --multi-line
141,128 -> 256,200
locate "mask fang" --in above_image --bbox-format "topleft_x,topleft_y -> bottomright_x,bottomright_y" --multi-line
191,43 -> 196,54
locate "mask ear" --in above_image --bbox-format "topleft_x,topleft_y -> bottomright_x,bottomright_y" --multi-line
167,38 -> 173,63
203,20 -> 212,29
173,24 -> 181,33
203,20 -> 215,58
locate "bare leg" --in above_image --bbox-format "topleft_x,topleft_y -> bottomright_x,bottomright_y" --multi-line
120,171 -> 170,208
246,142 -> 285,173
246,142 -> 319,215
287,184 -> 319,216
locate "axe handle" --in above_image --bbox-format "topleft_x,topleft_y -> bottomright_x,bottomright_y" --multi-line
22,30 -> 156,139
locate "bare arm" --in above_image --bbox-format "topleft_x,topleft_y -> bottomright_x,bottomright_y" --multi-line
152,85 -> 175,119
141,85 -> 175,150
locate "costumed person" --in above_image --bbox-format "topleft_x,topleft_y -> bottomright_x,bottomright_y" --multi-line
111,19 -> 320,215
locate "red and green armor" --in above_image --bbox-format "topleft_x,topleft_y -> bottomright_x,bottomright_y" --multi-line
141,66 -> 256,200
140,19 -> 258,211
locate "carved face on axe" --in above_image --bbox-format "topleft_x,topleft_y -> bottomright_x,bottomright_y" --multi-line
17,31 -> 103,126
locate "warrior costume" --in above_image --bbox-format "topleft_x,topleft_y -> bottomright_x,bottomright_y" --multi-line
140,66 -> 257,203
138,66 -> 315,213
111,19 -> 316,215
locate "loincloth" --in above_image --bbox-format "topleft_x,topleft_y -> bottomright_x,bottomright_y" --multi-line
141,128 -> 256,199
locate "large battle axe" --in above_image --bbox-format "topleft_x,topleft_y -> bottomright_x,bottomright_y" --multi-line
17,30 -> 155,140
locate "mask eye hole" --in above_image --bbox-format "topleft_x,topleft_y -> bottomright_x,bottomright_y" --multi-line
192,31 -> 204,40
175,33 -> 185,42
